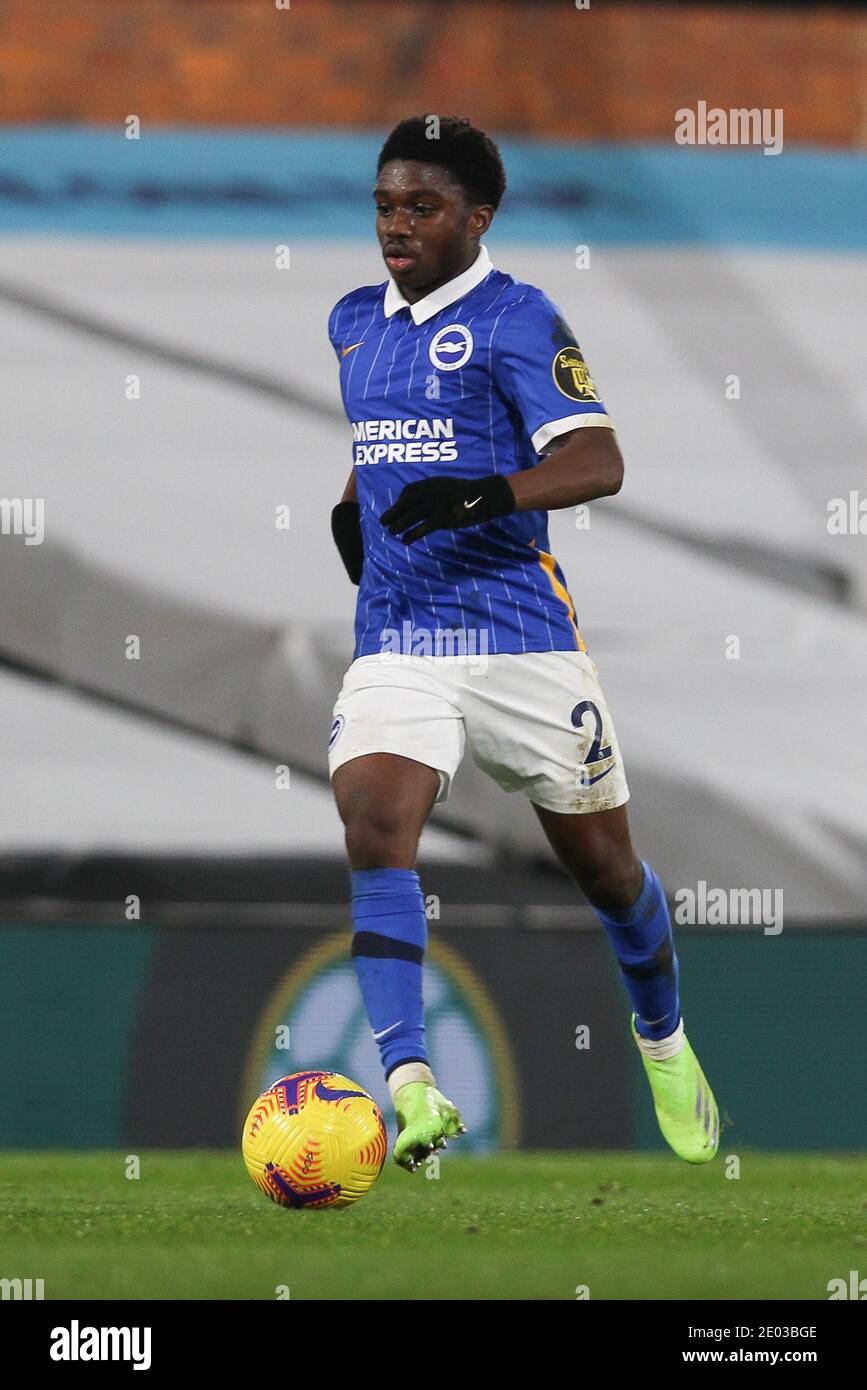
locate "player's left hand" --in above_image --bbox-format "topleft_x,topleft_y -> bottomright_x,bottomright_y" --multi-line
380,473 -> 516,543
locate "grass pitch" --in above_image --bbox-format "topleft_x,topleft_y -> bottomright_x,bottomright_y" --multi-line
1,1151 -> 864,1300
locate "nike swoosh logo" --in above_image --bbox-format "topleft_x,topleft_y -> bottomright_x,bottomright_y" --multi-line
372,1020 -> 404,1040
313,1081 -> 370,1104
584,764 -> 614,786
341,341 -> 364,357
463,496 -> 483,509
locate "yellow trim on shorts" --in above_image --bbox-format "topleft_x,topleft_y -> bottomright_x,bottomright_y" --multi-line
536,547 -> 586,651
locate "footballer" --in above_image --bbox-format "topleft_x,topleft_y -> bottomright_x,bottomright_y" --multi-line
327,116 -> 718,1170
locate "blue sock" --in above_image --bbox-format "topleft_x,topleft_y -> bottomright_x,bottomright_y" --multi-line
350,868 -> 428,1079
594,861 -> 680,1040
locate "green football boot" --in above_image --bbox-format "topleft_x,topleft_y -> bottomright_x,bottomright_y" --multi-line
392,1082 -> 466,1172
632,1016 -> 719,1163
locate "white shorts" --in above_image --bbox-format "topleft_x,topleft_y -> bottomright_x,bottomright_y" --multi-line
327,650 -> 629,815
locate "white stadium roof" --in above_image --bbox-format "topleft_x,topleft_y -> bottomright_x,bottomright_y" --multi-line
1,238 -> 865,912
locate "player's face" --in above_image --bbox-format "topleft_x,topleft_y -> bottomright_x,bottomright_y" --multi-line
374,160 -> 493,302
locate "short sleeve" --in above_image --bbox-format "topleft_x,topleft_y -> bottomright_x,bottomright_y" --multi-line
494,292 -> 613,453
327,299 -> 345,362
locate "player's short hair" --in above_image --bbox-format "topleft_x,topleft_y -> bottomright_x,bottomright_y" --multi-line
377,116 -> 507,210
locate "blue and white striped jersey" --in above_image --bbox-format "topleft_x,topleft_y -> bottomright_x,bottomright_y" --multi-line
328,245 -> 613,659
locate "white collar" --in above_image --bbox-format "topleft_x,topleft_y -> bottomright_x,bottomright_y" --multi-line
383,244 -> 494,324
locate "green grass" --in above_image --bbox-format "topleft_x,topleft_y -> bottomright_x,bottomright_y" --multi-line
1,1151 -> 865,1300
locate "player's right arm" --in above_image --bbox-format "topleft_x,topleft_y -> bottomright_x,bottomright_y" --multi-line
332,469 -> 363,584
328,294 -> 363,583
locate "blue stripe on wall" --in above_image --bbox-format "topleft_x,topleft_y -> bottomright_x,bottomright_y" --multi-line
0,126 -> 864,248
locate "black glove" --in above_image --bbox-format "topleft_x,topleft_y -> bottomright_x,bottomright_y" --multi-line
331,500 -> 364,584
380,473 -> 516,544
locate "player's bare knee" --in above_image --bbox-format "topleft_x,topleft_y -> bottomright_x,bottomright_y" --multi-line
573,850 -> 642,913
343,802 -> 420,869
344,824 -> 417,869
